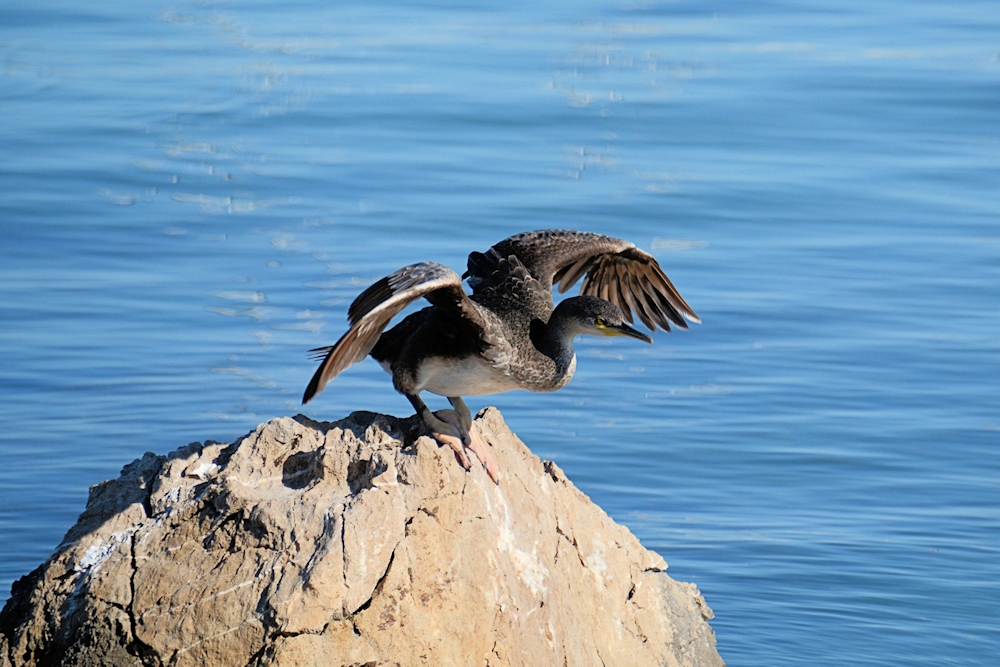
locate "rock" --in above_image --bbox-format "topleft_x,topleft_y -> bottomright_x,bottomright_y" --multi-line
0,408 -> 724,667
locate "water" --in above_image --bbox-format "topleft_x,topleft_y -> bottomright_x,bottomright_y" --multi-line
2,0 -> 998,664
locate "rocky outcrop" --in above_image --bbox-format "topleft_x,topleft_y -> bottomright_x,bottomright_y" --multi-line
0,408 -> 723,667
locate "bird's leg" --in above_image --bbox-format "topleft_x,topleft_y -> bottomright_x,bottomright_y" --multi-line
447,396 -> 475,433
406,394 -> 472,470
448,397 -> 499,484
406,394 -> 499,484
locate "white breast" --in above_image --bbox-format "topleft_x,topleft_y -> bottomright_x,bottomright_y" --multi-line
414,355 -> 523,397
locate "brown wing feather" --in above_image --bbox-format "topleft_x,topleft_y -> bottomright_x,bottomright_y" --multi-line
578,246 -> 700,332
468,230 -> 627,294
468,230 -> 700,332
303,262 -> 484,404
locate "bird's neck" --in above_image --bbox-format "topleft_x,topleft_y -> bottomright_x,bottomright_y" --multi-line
531,305 -> 581,370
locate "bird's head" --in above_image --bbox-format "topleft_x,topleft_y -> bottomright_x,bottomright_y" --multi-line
554,296 -> 653,343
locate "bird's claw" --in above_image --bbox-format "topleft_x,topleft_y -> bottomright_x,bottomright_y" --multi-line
429,409 -> 500,484
465,423 -> 500,484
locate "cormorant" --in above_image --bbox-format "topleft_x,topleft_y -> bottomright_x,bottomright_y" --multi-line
303,230 -> 700,483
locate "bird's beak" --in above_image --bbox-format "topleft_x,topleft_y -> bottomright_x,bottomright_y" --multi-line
600,322 -> 653,343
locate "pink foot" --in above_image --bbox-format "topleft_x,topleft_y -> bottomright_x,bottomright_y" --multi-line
466,422 -> 500,484
431,410 -> 500,484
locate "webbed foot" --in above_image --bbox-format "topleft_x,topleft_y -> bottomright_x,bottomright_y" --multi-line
409,394 -> 500,484
434,409 -> 500,484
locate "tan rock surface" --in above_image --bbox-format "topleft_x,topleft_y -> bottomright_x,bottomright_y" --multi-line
0,408 -> 723,667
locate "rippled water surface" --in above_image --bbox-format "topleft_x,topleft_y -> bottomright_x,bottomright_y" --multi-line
2,1 -> 998,664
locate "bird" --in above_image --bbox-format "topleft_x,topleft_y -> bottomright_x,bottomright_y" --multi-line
302,230 -> 700,484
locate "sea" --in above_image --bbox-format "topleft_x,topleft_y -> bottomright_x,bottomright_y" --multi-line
2,1 -> 998,664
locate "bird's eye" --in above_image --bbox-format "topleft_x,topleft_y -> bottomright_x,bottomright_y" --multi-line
595,317 -> 606,326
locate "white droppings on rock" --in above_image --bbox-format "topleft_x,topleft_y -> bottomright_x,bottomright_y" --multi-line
74,529 -> 133,574
495,488 -> 549,597
75,543 -> 115,574
184,460 -> 219,480
584,541 -> 609,589
163,486 -> 182,505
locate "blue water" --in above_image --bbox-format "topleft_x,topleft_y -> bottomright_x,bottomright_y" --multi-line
2,0 -> 998,663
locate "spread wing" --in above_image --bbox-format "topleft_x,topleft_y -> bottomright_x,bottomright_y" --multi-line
465,230 -> 700,331
303,262 -> 490,404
